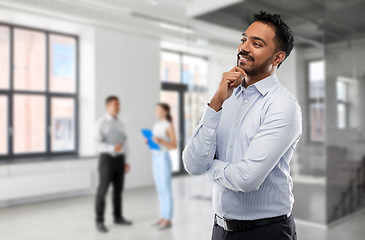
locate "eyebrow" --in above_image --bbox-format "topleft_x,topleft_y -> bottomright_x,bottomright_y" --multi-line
241,33 -> 267,46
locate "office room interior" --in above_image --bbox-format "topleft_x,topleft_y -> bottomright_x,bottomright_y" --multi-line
0,0 -> 364,239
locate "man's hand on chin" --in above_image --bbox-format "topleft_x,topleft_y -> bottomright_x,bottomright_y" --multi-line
210,66 -> 247,112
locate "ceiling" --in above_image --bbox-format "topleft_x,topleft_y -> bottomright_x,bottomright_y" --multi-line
2,0 -> 365,50
194,0 -> 365,48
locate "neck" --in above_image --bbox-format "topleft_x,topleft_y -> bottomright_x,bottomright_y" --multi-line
109,113 -> 117,118
244,69 -> 275,88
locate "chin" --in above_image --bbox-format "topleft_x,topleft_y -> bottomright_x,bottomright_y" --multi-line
238,63 -> 249,71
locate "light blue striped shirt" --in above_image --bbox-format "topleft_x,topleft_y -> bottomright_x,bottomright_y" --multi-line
182,73 -> 302,220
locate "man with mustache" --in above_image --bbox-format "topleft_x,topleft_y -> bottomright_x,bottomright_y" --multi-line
183,11 -> 302,240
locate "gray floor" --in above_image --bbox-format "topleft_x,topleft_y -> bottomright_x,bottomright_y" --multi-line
0,175 -> 364,240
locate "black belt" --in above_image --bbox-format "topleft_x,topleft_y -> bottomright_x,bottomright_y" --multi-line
214,214 -> 288,232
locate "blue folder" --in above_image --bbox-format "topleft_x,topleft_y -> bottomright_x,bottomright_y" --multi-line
141,129 -> 160,150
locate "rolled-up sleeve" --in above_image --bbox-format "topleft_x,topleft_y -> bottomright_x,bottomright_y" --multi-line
206,97 -> 302,192
182,104 -> 222,175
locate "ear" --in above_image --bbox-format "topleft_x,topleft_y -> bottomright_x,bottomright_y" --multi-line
273,51 -> 286,67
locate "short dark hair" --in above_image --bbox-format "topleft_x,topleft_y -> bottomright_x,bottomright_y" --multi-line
105,95 -> 119,104
252,11 -> 294,68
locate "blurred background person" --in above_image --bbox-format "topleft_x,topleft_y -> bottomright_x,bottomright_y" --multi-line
147,103 -> 177,230
95,96 -> 132,233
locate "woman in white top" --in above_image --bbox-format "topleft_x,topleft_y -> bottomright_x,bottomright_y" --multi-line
149,103 -> 177,230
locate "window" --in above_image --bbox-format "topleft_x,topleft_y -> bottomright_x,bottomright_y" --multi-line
49,35 -> 77,93
336,80 -> 348,129
51,98 -> 76,152
308,60 -> 325,142
14,29 -> 46,91
0,26 -> 10,89
160,50 -> 209,174
160,51 -> 180,83
335,76 -> 359,129
0,24 -> 78,160
13,94 -> 46,153
182,55 -> 208,86
0,96 -> 7,154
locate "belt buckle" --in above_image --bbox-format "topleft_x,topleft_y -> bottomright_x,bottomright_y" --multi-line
216,215 -> 233,232
222,219 -> 233,232
222,220 -> 229,231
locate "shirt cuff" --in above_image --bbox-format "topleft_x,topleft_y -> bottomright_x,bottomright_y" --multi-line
200,104 -> 222,129
206,160 -> 228,181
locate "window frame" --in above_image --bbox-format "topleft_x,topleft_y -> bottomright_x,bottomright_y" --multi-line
160,49 -> 209,175
336,80 -> 350,129
0,22 -> 79,161
306,59 -> 326,143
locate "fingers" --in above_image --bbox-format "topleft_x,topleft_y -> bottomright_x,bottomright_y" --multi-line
224,78 -> 240,88
225,66 -> 247,87
233,66 -> 247,76
228,66 -> 247,76
222,72 -> 243,88
213,66 -> 247,107
223,72 -> 242,77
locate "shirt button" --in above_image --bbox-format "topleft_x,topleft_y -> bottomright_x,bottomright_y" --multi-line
212,118 -> 216,122
244,100 -> 248,103
230,145 -> 233,148
236,121 -> 240,125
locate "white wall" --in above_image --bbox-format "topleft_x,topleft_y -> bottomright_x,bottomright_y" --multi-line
94,27 -> 160,188
276,49 -> 297,97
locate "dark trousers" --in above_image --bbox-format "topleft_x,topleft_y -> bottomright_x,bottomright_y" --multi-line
95,153 -> 125,223
212,215 -> 297,240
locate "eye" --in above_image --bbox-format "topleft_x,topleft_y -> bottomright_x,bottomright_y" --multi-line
254,42 -> 262,47
240,38 -> 246,43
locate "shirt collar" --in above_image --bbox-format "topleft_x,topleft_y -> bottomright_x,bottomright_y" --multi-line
105,113 -> 117,120
235,73 -> 279,97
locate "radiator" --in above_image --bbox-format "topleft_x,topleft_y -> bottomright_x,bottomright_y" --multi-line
0,170 -> 93,201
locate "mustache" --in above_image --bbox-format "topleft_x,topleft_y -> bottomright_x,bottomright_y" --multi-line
237,51 -> 254,62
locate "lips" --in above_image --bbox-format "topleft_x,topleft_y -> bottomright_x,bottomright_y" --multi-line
238,53 -> 253,63
237,52 -> 254,63
238,57 -> 252,63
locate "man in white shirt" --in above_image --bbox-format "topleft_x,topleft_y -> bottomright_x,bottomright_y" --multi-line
183,11 -> 301,240
95,96 -> 132,233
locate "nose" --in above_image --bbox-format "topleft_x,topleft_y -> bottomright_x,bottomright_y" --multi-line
238,41 -> 250,53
